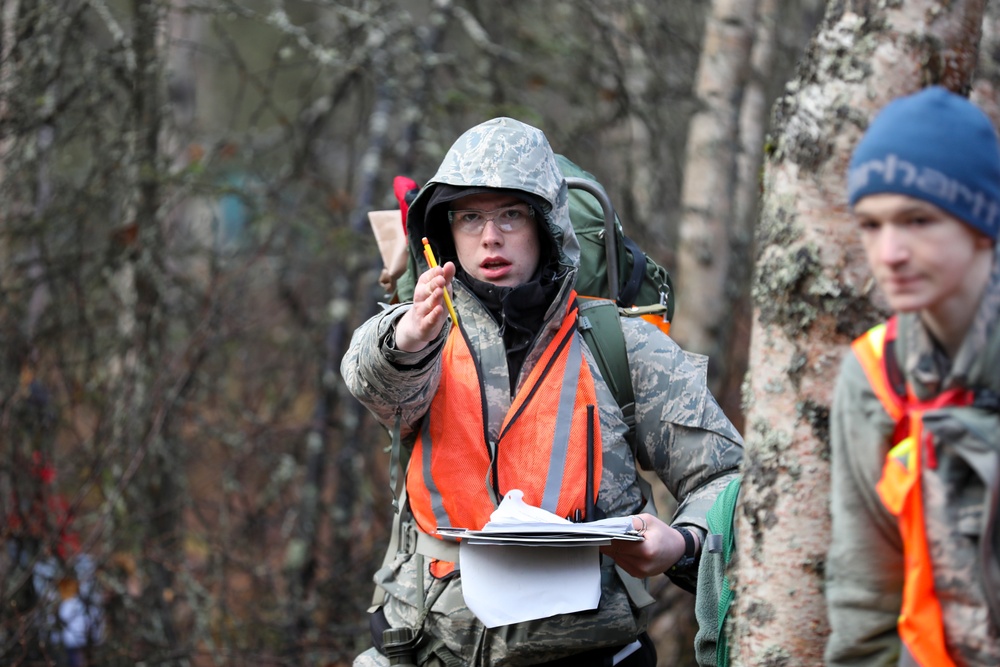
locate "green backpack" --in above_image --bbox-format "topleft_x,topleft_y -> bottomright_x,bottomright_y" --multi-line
556,155 -> 674,324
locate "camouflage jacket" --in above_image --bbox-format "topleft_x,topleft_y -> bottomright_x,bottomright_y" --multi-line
342,118 -> 744,666
825,247 -> 1000,667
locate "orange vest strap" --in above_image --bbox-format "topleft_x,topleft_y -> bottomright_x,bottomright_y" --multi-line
407,297 -> 602,553
851,321 -> 905,422
876,417 -> 956,667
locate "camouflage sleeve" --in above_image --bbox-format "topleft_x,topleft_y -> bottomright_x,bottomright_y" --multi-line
623,317 -> 744,532
339,302 -> 448,439
825,354 -> 903,667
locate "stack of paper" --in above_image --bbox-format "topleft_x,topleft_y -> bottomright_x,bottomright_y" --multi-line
437,521 -> 643,547
445,490 -> 645,627
435,489 -> 645,546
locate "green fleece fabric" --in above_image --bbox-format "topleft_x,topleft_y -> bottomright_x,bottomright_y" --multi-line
694,477 -> 741,667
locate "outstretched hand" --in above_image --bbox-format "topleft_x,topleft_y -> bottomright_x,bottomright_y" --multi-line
600,513 -> 697,579
394,262 -> 457,352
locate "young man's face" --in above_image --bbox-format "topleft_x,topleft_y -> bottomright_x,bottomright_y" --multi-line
853,193 -> 995,314
449,192 -> 542,287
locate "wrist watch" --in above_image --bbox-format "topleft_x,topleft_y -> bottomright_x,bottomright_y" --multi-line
671,526 -> 698,570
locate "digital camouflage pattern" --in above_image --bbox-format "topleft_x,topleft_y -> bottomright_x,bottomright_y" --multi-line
826,245 -> 1000,666
342,117 -> 744,666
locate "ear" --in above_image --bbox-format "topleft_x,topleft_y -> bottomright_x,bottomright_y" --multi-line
975,232 -> 996,250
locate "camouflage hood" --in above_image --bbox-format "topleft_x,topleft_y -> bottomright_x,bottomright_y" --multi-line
406,117 -> 581,281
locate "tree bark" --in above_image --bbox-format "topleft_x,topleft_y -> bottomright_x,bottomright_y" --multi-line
106,0 -> 182,658
716,0 -> 780,430
674,0 -> 758,386
972,2 -> 1000,125
0,0 -> 20,271
733,2 -> 985,664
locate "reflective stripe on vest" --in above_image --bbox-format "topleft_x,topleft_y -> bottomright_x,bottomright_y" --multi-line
406,300 -> 602,547
853,321 -> 972,666
850,321 -> 905,423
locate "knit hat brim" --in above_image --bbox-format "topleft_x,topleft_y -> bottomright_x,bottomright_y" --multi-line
847,86 -> 1000,240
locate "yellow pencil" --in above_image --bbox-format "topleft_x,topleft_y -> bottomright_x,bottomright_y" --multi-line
421,237 -> 459,324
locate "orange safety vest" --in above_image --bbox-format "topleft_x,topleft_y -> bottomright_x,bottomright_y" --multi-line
851,318 -> 973,667
406,297 -> 603,556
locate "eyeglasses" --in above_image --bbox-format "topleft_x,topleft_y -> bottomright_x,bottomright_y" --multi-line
447,204 -> 534,236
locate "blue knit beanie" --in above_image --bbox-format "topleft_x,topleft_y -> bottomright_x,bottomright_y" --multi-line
847,86 -> 1000,240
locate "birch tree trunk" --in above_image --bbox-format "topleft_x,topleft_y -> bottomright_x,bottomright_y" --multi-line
674,0 -> 758,382
104,0 -> 183,656
732,2 -> 985,664
674,0 -> 788,426
0,0 -> 20,276
0,0 -> 14,193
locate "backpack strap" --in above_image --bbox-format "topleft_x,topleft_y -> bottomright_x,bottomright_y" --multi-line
576,298 -> 658,484
619,236 -> 648,308
577,298 -> 635,445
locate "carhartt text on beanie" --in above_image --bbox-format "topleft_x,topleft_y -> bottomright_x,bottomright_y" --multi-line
847,86 -> 1000,240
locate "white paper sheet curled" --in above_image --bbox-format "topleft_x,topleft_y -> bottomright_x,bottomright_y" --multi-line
456,490 -> 641,628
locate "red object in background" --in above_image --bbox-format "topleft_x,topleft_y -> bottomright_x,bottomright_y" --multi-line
393,176 -> 420,235
32,450 -> 56,484
7,452 -> 81,560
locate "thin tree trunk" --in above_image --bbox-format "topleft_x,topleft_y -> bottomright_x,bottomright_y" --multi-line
733,2 -> 985,664
674,0 -> 758,391
972,2 -> 1000,125
104,0 -> 182,659
0,0 -> 19,244
716,0 -> 780,431
0,0 -> 14,167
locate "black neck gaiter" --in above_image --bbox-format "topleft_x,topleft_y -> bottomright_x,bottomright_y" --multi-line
459,266 -> 562,393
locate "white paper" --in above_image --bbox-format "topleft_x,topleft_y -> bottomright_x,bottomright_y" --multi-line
436,489 -> 643,546
460,542 -> 601,628
484,489 -> 573,525
453,490 -> 643,628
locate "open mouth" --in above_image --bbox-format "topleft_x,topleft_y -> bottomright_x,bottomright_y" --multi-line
482,259 -> 511,269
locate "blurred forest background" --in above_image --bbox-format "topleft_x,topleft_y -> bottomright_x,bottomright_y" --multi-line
0,0 -> 895,664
